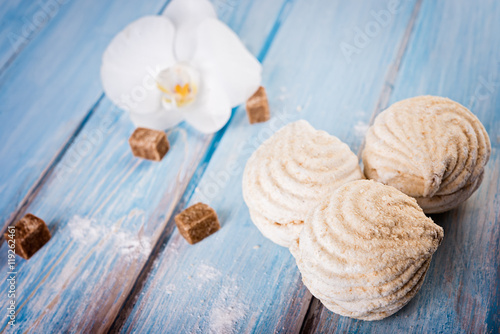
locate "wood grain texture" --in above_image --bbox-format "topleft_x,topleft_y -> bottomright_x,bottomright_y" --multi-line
1,0 -> 498,333
0,0 -> 64,72
0,0 -> 171,233
119,0 -> 422,332
0,1 -> 289,332
308,0 -> 500,333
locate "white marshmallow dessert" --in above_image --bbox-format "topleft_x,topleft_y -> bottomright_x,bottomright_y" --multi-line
362,96 -> 491,213
291,180 -> 444,320
242,120 -> 363,247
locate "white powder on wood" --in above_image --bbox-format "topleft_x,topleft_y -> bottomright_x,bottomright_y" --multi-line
67,216 -> 103,243
197,264 -> 221,282
164,284 -> 176,295
354,121 -> 370,138
208,283 -> 247,334
112,230 -> 151,258
67,215 -> 151,258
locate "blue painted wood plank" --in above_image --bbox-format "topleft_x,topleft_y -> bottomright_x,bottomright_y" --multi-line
0,0 -> 64,72
310,0 -> 500,333
119,1 -> 422,332
0,1 -> 288,332
0,0 -> 172,232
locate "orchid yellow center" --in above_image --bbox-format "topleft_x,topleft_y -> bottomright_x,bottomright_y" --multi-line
156,64 -> 199,108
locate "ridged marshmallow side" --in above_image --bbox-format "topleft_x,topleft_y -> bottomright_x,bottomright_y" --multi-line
291,180 -> 444,320
242,120 -> 363,247
362,96 -> 491,213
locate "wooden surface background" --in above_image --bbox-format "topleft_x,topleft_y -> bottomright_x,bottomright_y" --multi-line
0,0 -> 498,333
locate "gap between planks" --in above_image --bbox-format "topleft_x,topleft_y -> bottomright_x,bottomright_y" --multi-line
108,0 -> 296,332
1,0 -> 418,331
356,0 -> 424,161
2,94 -> 105,235
301,0 -> 424,332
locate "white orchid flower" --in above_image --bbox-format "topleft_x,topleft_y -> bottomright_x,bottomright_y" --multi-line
100,0 -> 262,134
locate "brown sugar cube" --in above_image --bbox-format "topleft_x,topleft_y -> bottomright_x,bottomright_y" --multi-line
175,203 -> 220,244
246,86 -> 270,124
4,214 -> 51,260
129,127 -> 169,161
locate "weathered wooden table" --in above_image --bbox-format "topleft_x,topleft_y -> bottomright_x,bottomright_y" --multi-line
0,0 -> 498,333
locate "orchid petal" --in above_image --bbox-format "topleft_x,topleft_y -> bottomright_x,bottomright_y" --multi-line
193,18 -> 262,108
129,107 -> 184,131
164,0 -> 216,26
181,69 -> 231,134
164,0 -> 217,61
101,16 -> 176,120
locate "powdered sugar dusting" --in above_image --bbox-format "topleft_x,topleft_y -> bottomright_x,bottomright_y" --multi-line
112,230 -> 151,258
164,284 -> 176,295
197,264 -> 221,282
354,121 -> 370,138
208,284 -> 247,334
67,215 -> 151,259
67,216 -> 104,244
